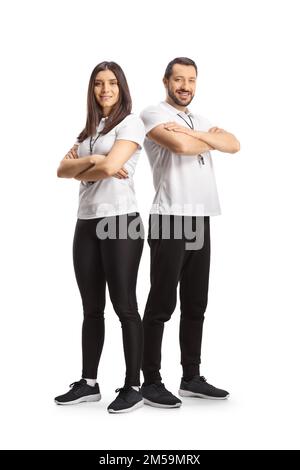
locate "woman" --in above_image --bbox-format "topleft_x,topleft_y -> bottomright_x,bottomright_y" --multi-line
54,61 -> 145,413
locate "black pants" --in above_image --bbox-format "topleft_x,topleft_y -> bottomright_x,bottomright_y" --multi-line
72,213 -> 144,386
142,215 -> 210,384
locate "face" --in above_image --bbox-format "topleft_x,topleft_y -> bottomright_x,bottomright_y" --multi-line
164,64 -> 197,108
94,69 -> 120,115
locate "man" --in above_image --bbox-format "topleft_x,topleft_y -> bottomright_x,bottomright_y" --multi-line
139,57 -> 240,408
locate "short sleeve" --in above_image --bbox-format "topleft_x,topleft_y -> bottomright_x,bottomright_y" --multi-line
140,106 -> 170,134
197,115 -> 217,132
115,114 -> 145,149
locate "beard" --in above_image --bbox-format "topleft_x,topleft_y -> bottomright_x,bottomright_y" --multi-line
167,86 -> 194,107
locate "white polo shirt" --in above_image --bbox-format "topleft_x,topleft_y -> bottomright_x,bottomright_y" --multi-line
75,114 -> 145,219
140,101 -> 221,216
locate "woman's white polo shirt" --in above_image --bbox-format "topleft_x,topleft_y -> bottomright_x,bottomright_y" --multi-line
75,114 -> 145,219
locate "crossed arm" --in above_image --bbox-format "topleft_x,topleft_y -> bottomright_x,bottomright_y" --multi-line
148,122 -> 240,155
57,140 -> 138,181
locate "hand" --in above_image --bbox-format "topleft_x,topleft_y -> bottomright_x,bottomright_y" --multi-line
113,167 -> 129,179
90,154 -> 106,165
164,121 -> 194,136
63,144 -> 79,159
208,127 -> 226,133
90,155 -> 128,179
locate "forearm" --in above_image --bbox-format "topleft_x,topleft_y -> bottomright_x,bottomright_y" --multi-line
150,132 -> 214,155
74,162 -> 110,181
57,156 -> 95,178
74,156 -> 111,181
149,124 -> 214,155
176,136 -> 214,155
191,130 -> 240,153
74,142 -> 137,181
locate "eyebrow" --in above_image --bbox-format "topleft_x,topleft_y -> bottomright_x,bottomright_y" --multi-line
174,76 -> 196,79
95,79 -> 117,82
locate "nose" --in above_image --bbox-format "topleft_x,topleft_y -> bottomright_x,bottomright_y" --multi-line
102,82 -> 110,93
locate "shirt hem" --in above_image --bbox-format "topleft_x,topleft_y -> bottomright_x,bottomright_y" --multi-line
77,206 -> 139,219
149,209 -> 222,217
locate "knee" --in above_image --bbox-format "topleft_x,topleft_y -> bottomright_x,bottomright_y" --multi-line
112,299 -> 141,323
83,306 -> 105,320
143,301 -> 176,324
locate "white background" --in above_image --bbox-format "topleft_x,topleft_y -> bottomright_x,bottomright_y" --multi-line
0,0 -> 299,450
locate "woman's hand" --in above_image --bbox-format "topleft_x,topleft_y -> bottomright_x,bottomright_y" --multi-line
113,168 -> 128,179
63,144 -> 79,159
90,154 -> 128,179
90,154 -> 106,165
164,122 -> 194,137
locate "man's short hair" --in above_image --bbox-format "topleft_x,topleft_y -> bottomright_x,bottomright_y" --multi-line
164,57 -> 198,79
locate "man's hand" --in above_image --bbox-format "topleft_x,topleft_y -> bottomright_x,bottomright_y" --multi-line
208,127 -> 226,133
164,122 -> 226,136
163,121 -> 194,137
63,144 -> 79,160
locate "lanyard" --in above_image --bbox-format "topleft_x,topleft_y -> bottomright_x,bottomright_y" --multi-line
89,117 -> 107,154
86,126 -> 102,186
177,113 -> 194,130
177,113 -> 205,165
89,132 -> 102,155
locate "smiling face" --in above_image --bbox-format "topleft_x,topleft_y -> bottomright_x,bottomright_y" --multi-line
94,69 -> 120,116
164,63 -> 197,110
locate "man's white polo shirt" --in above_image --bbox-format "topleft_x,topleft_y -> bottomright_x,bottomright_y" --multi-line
75,114 -> 145,219
140,101 -> 221,216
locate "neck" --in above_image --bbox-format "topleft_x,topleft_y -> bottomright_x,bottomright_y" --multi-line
101,106 -> 112,117
165,97 -> 187,113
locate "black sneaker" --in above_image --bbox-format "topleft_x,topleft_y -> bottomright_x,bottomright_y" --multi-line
54,379 -> 101,405
141,383 -> 182,408
179,375 -> 229,400
107,386 -> 144,414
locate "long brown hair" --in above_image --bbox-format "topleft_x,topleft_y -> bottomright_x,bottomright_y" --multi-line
76,61 -> 132,143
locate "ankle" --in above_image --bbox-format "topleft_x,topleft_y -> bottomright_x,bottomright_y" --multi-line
182,374 -> 199,382
83,378 -> 97,387
143,380 -> 162,386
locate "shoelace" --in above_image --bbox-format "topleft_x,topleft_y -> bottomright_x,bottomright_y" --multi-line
152,383 -> 172,396
196,376 -> 219,390
115,386 -> 132,394
154,383 -> 166,390
69,379 -> 86,389
184,376 -> 207,383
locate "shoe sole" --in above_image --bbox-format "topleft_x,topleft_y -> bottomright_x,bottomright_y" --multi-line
143,398 -> 182,408
178,389 -> 230,400
54,393 -> 101,405
107,399 -> 144,414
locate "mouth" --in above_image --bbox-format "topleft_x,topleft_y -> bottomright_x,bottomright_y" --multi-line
100,96 -> 112,100
177,91 -> 191,98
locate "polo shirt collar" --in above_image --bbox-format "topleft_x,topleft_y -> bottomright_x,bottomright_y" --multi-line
160,100 -> 194,118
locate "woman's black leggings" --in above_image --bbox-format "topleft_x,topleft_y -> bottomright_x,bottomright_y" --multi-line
72,213 -> 144,386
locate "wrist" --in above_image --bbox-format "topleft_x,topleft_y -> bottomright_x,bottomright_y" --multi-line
195,130 -> 206,140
